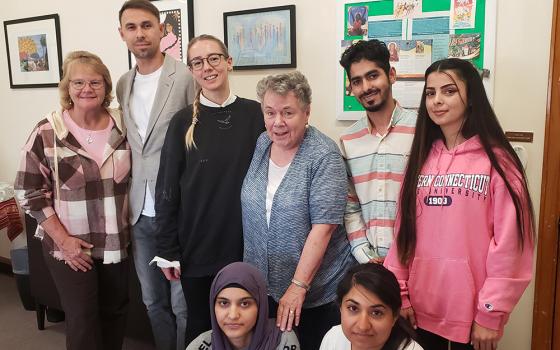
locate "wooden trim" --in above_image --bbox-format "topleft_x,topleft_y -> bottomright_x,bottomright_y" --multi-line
532,0 -> 560,348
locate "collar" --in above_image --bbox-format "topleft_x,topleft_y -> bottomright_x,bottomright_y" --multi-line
366,100 -> 404,133
135,65 -> 163,79
199,92 -> 237,107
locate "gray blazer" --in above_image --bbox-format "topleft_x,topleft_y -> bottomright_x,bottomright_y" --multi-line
116,54 -> 195,224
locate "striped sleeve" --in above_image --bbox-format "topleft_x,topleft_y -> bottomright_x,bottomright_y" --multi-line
340,135 -> 374,264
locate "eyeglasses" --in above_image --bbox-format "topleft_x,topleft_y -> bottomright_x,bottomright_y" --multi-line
70,79 -> 104,90
188,53 -> 226,71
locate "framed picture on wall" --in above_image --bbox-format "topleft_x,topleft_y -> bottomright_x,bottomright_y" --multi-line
128,0 -> 195,69
3,14 -> 62,88
224,5 -> 296,70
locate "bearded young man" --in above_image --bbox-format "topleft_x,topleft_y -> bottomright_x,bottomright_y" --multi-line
339,39 -> 417,264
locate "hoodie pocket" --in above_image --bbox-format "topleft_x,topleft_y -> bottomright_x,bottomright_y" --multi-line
408,257 -> 476,324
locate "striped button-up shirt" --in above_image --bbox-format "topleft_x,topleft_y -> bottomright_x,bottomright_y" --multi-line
340,103 -> 416,263
15,109 -> 131,263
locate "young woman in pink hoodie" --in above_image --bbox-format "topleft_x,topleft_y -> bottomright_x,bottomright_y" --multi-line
384,58 -> 534,350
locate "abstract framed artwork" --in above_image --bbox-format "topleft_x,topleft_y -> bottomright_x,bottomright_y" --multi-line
128,0 -> 195,68
224,5 -> 296,70
4,14 -> 62,88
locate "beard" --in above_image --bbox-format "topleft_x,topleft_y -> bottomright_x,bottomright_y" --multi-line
360,88 -> 388,112
131,41 -> 158,60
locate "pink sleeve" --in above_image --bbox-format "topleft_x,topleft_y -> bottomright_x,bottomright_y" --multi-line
383,216 -> 412,308
475,177 -> 533,331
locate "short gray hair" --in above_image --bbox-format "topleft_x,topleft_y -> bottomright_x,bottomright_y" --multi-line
256,71 -> 312,108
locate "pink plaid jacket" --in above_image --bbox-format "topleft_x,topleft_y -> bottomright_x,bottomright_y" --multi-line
15,108 -> 131,263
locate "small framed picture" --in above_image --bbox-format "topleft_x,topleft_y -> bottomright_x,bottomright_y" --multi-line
3,14 -> 63,88
128,0 -> 195,68
224,5 -> 296,70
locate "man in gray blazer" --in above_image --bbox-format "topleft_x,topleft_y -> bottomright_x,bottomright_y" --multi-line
117,1 -> 195,349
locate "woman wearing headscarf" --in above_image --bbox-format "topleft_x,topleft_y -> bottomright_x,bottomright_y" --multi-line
186,262 -> 300,350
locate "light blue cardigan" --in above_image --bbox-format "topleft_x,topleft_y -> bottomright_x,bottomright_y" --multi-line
241,126 -> 356,307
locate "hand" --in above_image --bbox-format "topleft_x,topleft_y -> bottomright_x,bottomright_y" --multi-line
471,322 -> 499,350
59,236 -> 94,272
368,257 -> 385,264
161,267 -> 181,281
400,306 -> 417,329
277,283 -> 307,331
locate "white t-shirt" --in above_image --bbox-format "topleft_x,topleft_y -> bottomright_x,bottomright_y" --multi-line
266,159 -> 290,226
130,66 -> 162,217
319,325 -> 424,350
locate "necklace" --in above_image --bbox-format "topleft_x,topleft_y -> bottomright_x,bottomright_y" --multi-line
86,133 -> 93,144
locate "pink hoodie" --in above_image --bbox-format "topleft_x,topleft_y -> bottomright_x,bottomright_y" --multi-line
384,136 -> 533,343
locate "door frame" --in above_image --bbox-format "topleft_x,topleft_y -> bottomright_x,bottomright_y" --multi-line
532,0 -> 560,348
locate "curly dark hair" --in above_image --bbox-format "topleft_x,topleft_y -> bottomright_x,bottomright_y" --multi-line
339,39 -> 391,78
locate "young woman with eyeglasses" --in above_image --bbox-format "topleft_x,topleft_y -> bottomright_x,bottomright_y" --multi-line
154,34 -> 265,345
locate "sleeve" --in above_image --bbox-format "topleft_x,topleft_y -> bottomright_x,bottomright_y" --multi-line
14,125 -> 56,224
474,177 -> 533,331
278,330 -> 301,350
155,111 -> 188,261
383,215 -> 412,309
339,138 -> 373,264
309,150 -> 347,225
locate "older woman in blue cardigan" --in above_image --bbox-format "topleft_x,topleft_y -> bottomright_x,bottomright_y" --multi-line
241,71 -> 356,350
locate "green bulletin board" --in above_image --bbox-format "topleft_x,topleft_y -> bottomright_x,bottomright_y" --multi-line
337,0 -> 496,120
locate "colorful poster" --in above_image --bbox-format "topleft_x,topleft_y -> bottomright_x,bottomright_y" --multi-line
394,0 -> 421,19
451,0 -> 476,29
160,10 -> 183,61
18,34 -> 49,72
448,33 -> 481,59
383,39 -> 433,77
347,6 -> 368,37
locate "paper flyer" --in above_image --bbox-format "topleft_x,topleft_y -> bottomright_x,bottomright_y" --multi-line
394,0 -> 422,19
347,5 -> 368,37
448,33 -> 481,59
451,0 -> 476,29
384,39 -> 433,77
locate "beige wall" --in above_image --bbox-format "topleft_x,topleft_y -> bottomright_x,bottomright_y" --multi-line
0,0 -> 553,348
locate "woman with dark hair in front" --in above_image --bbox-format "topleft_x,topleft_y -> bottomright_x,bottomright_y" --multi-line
154,34 -> 264,345
384,58 -> 535,350
320,263 -> 423,350
186,262 -> 300,350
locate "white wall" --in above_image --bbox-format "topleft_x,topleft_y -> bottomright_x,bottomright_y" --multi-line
0,1 -> 553,348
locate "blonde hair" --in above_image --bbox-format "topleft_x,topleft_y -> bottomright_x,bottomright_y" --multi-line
185,35 -> 230,150
58,51 -> 113,110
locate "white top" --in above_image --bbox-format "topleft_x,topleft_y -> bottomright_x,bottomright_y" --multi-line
200,91 -> 237,107
130,66 -> 162,217
266,159 -> 290,226
319,325 -> 424,350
